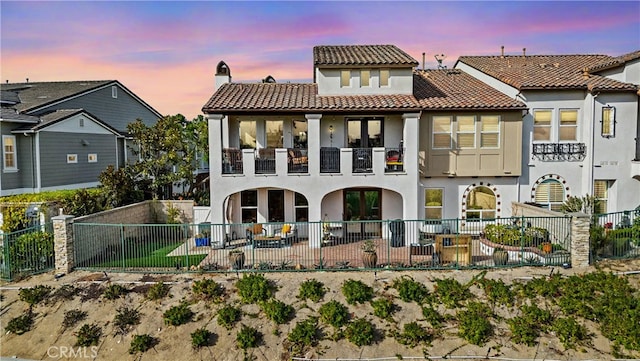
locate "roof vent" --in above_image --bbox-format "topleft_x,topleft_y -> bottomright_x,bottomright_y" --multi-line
501,46 -> 504,58
522,48 -> 526,57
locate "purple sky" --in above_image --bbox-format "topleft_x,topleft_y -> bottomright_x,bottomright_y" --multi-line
2,1 -> 639,119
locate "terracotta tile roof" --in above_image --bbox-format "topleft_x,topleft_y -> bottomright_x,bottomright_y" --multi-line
314,45 -> 419,67
458,55 -> 637,92
586,50 -> 640,73
414,69 -> 526,110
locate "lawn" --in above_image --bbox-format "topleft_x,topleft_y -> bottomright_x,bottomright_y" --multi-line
96,240 -> 206,269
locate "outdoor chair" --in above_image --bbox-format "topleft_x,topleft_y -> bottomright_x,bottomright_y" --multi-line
275,223 -> 298,246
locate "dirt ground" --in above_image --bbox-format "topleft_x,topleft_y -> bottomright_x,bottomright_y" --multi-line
1,260 -> 640,361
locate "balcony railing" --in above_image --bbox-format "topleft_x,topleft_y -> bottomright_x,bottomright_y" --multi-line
287,148 -> 308,174
532,142 -> 586,161
255,148 -> 276,174
352,148 -> 373,173
320,147 -> 340,173
385,147 -> 404,173
222,148 -> 243,174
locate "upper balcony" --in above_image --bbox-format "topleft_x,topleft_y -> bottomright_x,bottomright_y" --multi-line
221,147 -> 406,177
532,143 -> 586,162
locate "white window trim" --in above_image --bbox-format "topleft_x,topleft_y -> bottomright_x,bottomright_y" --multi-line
88,153 -> 98,163
2,135 -> 18,172
558,108 -> 579,142
456,115 -> 476,149
480,115 -> 501,149
379,69 -> 389,87
360,69 -> 370,88
432,116 -> 453,150
340,70 -> 351,88
111,85 -> 118,98
424,188 -> 444,220
532,109 -> 553,143
67,154 -> 78,164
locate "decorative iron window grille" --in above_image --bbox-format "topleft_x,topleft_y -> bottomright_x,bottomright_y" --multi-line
532,143 -> 586,161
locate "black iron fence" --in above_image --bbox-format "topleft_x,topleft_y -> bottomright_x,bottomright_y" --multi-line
592,209 -> 640,260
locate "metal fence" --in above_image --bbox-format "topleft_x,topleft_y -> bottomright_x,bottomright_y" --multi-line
592,209 -> 640,260
0,223 -> 54,281
73,216 -> 572,273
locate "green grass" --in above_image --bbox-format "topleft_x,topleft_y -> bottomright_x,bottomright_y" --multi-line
95,241 -> 206,268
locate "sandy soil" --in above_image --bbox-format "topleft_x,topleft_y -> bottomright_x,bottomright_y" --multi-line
1,260 -> 639,361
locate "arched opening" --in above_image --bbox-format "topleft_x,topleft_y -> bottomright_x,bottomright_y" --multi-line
535,179 -> 565,211
215,61 -> 231,76
466,186 -> 496,220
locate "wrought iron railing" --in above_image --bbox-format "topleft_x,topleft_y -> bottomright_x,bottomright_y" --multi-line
385,147 -> 404,173
255,148 -> 276,174
287,148 -> 308,173
532,142 -> 586,161
320,147 -> 340,173
352,148 -> 373,173
222,148 -> 243,174
1,223 -> 54,281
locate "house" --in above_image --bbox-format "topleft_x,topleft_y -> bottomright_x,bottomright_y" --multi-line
202,45 -> 527,245
0,80 -> 162,195
455,48 -> 640,213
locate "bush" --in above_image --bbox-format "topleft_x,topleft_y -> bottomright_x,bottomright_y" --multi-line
392,276 -> 430,304
552,317 -> 590,350
103,284 -> 128,300
52,285 -> 80,302
75,323 -> 102,347
191,328 -> 215,349
236,273 -> 276,304
370,297 -> 396,320
477,278 -> 514,307
395,321 -> 432,347
6,312 -> 35,335
9,232 -> 54,277
421,306 -> 444,329
318,300 -> 350,328
129,334 -> 157,354
192,279 -> 224,302
145,282 -> 170,301
114,307 -> 141,335
287,317 -> 322,354
163,303 -> 193,326
236,325 -> 262,350
217,305 -> 242,330
19,285 -> 52,306
298,279 -> 326,302
433,278 -> 471,308
457,302 -> 493,346
261,299 -> 294,325
344,318 -> 375,346
341,279 -> 374,305
62,309 -> 88,329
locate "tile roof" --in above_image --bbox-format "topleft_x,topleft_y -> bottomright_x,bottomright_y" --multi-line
314,45 -> 419,67
586,50 -> 640,73
0,80 -> 114,112
202,70 -> 526,114
457,55 -> 637,92
414,69 -> 526,110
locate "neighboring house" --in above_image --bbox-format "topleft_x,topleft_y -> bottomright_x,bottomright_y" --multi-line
0,80 -> 162,195
202,44 -> 527,244
455,49 -> 640,213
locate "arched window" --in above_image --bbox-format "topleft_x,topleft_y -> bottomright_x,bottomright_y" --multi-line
535,179 -> 564,211
467,186 -> 496,220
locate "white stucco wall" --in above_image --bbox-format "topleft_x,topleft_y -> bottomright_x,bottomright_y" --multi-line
315,68 -> 414,95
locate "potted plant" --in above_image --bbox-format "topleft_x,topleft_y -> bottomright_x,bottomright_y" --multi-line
492,247 -> 509,266
361,239 -> 378,268
228,249 -> 245,270
541,242 -> 553,254
195,231 -> 210,247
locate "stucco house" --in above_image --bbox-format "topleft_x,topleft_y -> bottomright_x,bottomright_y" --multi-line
455,49 -> 640,213
202,45 -> 529,245
0,80 -> 162,195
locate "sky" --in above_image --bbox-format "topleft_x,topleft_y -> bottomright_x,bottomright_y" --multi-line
1,1 -> 639,120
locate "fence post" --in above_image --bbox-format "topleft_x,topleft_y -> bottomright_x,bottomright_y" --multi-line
570,212 -> 591,268
53,214 -> 75,275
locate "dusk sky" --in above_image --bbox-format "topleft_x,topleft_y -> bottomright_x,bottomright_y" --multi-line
2,1 -> 639,119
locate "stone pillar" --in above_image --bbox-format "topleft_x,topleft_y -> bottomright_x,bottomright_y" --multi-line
53,215 -> 75,274
570,212 -> 591,268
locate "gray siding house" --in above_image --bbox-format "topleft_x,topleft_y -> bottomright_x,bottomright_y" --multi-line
0,80 -> 162,196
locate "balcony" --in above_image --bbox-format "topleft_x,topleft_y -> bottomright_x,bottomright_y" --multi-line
532,143 -> 586,161
222,148 -> 243,174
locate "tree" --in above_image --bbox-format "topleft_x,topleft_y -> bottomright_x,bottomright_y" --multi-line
99,165 -> 144,207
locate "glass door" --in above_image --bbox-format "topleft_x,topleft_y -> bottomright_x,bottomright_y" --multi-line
348,118 -> 383,172
268,190 -> 284,222
344,188 -> 381,239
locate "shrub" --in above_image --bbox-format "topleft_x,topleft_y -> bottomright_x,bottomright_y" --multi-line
287,317 -> 322,354
552,317 -> 590,350
392,276 -> 430,304
192,279 -> 224,302
75,323 -> 102,347
344,318 -> 375,346
236,325 -> 262,350
6,312 -> 35,335
457,302 -> 493,346
114,307 -> 141,335
370,297 -> 396,320
236,273 -> 276,304
163,303 -> 193,326
8,231 -> 54,276
318,300 -> 350,328
421,306 -> 444,329
52,285 -> 80,303
19,285 -> 52,306
477,278 -> 514,307
191,328 -> 215,349
129,334 -> 157,354
261,299 -> 294,325
297,279 -> 326,302
342,279 -> 374,305
145,282 -> 170,301
507,316 -> 539,346
395,321 -> 432,347
217,305 -> 242,330
103,284 -> 128,300
433,278 -> 471,308
62,309 -> 88,329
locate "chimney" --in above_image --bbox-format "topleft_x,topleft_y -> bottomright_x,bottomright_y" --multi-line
422,52 -> 426,70
501,46 -> 504,58
26,78 -> 29,83
214,61 -> 232,91
522,48 -> 526,57
582,68 -> 590,79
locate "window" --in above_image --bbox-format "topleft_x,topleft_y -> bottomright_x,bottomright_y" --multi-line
432,116 -> 452,149
67,154 -> 78,164
535,179 -> 564,211
456,116 -> 476,149
2,135 -> 17,171
111,85 -> 117,98
533,110 -> 552,141
360,70 -> 370,87
265,120 -> 283,148
379,69 -> 389,87
594,180 -> 612,214
295,192 -> 308,222
292,120 -> 308,148
239,121 -> 256,149
602,106 -> 615,138
559,109 -> 578,141
425,189 -> 443,219
466,186 -> 496,220
79,118 -> 84,127
88,154 -> 98,163
241,190 -> 258,223
480,116 -> 500,148
340,70 -> 351,87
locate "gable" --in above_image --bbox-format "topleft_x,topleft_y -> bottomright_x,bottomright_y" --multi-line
41,113 -> 116,135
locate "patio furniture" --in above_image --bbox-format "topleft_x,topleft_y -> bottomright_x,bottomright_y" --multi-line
275,223 -> 298,246
435,234 -> 471,266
